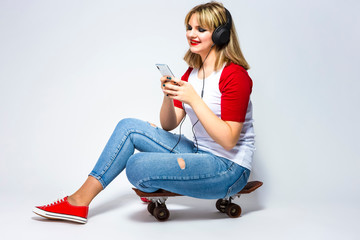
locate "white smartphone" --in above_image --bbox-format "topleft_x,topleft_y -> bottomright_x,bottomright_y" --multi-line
155,64 -> 175,78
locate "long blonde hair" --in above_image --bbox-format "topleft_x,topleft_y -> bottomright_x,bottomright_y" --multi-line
183,1 -> 250,71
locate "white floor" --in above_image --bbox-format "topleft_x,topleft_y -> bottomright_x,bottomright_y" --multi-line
3,187 -> 359,240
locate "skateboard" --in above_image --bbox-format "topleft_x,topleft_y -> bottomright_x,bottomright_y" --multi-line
132,180 -> 263,221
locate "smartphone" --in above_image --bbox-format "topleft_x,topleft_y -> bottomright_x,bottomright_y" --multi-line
155,64 -> 175,78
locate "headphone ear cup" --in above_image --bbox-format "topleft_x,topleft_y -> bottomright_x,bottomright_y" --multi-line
212,26 -> 230,46
212,8 -> 232,47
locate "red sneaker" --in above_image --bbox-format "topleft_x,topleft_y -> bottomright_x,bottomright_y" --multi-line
33,196 -> 88,224
140,197 -> 151,203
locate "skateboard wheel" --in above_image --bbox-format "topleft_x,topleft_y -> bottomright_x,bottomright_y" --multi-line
216,199 -> 229,213
153,207 -> 170,221
147,202 -> 156,215
226,203 -> 241,218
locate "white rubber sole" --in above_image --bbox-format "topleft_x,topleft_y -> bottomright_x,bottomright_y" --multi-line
33,207 -> 87,224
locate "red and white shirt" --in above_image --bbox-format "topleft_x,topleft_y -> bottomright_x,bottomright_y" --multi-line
174,63 -> 255,170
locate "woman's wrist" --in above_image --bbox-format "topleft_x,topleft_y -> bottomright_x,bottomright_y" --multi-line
163,94 -> 174,103
188,94 -> 201,108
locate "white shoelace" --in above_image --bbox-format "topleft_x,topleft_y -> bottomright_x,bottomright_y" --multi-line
42,194 -> 67,207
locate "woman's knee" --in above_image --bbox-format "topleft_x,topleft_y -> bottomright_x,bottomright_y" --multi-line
115,118 -> 155,134
126,154 -> 159,192
116,118 -> 141,130
126,153 -> 146,185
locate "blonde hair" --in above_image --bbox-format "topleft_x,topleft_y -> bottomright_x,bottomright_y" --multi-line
183,1 -> 250,71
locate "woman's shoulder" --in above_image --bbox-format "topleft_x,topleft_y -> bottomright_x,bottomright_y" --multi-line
222,62 -> 248,76
219,62 -> 252,93
220,62 -> 251,82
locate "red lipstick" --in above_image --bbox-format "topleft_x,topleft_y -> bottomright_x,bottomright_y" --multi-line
190,40 -> 200,46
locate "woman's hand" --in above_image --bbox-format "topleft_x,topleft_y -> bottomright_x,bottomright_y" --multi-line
160,75 -> 180,98
160,76 -> 170,95
161,76 -> 200,106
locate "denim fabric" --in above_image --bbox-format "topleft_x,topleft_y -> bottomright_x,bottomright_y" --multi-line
89,118 -> 250,199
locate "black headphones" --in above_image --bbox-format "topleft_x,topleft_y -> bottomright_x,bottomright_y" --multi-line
212,8 -> 232,47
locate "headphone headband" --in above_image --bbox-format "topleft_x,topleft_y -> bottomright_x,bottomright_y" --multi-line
224,8 -> 232,30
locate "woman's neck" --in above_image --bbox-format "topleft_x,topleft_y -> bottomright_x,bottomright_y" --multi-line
198,48 -> 217,79
200,48 -> 216,71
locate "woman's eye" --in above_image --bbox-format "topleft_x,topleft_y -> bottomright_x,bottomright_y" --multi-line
198,27 -> 206,32
187,25 -> 192,31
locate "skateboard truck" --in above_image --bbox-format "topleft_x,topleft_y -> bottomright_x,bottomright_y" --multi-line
133,181 -> 263,221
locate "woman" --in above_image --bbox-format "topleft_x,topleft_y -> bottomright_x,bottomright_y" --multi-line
33,1 -> 255,224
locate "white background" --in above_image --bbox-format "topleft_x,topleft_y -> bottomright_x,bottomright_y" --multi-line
1,0 -> 360,239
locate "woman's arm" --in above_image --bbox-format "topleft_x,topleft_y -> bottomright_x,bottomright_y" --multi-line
159,76 -> 186,131
160,96 -> 185,131
163,77 -> 242,150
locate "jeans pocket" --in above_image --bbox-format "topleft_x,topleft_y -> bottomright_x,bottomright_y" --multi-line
225,167 -> 250,198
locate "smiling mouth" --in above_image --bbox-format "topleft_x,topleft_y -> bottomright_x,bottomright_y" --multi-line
190,40 -> 200,46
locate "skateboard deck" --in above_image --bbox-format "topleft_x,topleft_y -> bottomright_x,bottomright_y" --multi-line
132,180 -> 263,221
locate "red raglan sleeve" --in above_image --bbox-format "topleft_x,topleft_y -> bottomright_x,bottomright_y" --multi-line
173,67 -> 193,109
219,64 -> 253,122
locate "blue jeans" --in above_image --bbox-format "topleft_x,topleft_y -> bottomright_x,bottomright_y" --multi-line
89,118 -> 250,199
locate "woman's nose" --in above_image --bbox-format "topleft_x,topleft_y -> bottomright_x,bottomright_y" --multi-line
188,29 -> 197,38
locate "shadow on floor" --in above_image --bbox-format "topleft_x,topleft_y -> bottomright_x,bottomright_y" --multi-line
88,193 -> 134,218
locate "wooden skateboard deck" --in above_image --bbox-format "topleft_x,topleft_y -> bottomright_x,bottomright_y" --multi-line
132,181 -> 263,221
133,181 -> 262,197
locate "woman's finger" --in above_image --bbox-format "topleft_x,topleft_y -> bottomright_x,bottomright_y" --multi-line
163,89 -> 178,96
171,78 -> 184,86
164,84 -> 180,91
160,76 -> 173,84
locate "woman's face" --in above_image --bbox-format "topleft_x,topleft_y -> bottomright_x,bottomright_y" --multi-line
186,13 -> 214,58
